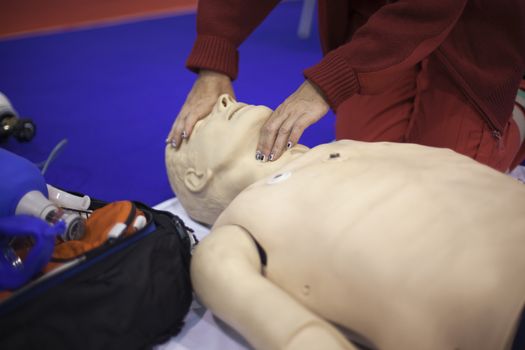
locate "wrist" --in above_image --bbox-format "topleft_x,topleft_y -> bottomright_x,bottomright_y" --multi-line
305,80 -> 329,107
199,69 -> 231,82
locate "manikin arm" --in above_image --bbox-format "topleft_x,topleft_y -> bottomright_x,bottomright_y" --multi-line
191,225 -> 357,350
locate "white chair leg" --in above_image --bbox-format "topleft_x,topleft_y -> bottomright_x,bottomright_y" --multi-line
297,0 -> 316,39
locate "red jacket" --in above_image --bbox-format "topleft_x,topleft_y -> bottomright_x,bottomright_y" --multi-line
186,0 -> 525,133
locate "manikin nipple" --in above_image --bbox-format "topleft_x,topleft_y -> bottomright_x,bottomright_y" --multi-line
267,171 -> 292,185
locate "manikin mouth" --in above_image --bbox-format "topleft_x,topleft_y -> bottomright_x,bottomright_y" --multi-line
227,104 -> 249,120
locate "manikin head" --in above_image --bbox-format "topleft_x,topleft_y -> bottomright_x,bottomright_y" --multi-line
166,95 -> 309,225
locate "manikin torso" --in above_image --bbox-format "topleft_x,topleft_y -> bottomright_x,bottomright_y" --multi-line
167,95 -> 525,350
213,140 -> 525,350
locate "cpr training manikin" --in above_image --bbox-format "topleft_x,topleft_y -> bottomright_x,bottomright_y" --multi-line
166,94 -> 525,350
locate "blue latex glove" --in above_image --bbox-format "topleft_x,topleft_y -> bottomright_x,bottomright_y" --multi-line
0,215 -> 64,290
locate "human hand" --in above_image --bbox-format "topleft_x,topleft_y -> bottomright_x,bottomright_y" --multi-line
256,80 -> 329,161
167,70 -> 234,148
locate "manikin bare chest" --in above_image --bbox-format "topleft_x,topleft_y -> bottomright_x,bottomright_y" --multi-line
215,141 -> 525,350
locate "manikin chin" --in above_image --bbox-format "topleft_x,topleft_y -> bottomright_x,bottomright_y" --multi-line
166,94 -> 308,225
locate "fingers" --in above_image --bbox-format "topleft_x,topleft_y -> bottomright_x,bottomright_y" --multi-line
272,114 -> 311,159
256,110 -> 316,162
167,70 -> 234,149
166,71 -> 235,148
167,110 -> 186,149
167,107 -> 193,149
256,105 -> 286,161
167,104 -> 211,149
255,80 -> 330,162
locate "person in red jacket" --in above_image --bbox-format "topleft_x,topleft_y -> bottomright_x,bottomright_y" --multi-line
167,0 -> 525,172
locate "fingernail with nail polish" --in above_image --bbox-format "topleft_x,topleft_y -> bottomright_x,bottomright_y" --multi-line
287,141 -> 293,149
181,130 -> 187,139
170,141 -> 177,148
269,153 -> 274,161
255,150 -> 263,161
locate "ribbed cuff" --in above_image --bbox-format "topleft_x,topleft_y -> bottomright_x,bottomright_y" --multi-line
186,35 -> 239,80
304,52 -> 360,110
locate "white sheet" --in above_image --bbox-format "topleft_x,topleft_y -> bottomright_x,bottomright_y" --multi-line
153,198 -> 251,350
510,165 -> 525,183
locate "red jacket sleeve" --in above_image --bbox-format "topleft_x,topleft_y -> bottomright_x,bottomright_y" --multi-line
186,0 -> 281,80
304,0 -> 468,110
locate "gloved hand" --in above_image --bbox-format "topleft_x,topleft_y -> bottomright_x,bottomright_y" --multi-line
0,215 -> 64,290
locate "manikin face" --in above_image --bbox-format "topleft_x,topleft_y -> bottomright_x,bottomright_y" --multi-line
191,94 -> 272,175
166,95 -> 308,225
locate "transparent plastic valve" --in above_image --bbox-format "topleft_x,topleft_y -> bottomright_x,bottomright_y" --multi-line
16,191 -> 86,241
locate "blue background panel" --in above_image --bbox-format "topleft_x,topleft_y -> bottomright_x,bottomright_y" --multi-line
0,2 -> 335,206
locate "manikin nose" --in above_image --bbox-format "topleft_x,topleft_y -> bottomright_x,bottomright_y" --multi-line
217,94 -> 236,111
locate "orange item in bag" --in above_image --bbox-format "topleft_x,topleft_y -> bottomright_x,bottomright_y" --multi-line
50,201 -> 145,261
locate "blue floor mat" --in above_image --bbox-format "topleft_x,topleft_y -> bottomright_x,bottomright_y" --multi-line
0,2 -> 334,206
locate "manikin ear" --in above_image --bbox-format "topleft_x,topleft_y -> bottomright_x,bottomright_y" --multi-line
184,168 -> 213,193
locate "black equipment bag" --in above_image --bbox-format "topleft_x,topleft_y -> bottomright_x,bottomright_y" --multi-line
0,198 -> 194,349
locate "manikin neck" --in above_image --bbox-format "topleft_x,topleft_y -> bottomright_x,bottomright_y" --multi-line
257,144 -> 309,178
